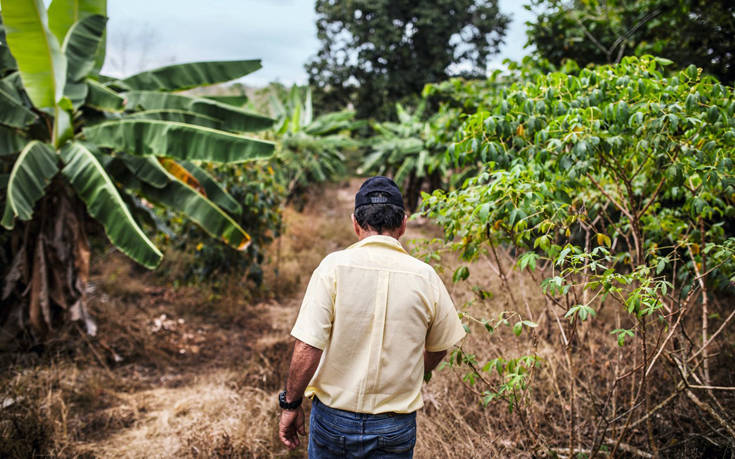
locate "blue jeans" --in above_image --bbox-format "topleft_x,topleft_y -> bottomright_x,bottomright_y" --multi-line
308,397 -> 417,458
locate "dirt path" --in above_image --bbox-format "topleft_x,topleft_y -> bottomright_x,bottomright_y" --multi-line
77,180 -> 370,457
3,179 -> 506,457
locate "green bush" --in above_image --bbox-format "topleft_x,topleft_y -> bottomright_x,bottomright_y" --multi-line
422,55 -> 735,454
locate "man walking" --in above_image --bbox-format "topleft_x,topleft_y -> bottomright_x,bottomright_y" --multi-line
278,176 -> 466,457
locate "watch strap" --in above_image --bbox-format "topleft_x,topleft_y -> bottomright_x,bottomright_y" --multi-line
279,390 -> 302,410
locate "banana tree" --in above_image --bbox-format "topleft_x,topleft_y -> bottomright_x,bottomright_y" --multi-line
268,85 -> 359,199
0,0 -> 275,343
359,102 -> 458,211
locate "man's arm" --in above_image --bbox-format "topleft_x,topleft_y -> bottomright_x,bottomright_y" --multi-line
286,339 -> 323,402
424,349 -> 447,374
279,339 -> 323,449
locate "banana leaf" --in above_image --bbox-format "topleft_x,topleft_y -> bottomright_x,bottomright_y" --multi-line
83,119 -> 275,163
268,94 -> 288,120
124,109 -> 222,130
108,154 -> 247,248
118,153 -> 168,188
289,86 -> 302,132
357,151 -> 384,175
179,160 -> 242,216
137,175 -> 251,250
1,141 -> 59,229
302,87 -> 313,127
47,0 -> 107,73
305,110 -> 357,136
125,91 -> 273,132
61,13 -> 107,108
203,95 -> 248,107
63,81 -> 87,108
119,59 -> 262,92
47,0 -> 106,48
0,74 -> 23,103
415,150 -> 428,178
396,103 -> 411,124
85,78 -> 124,111
60,141 -> 162,269
0,15 -> 18,72
1,0 -> 67,109
62,14 -> 106,84
393,157 -> 416,186
0,87 -> 37,127
0,125 -> 27,156
157,157 -> 204,194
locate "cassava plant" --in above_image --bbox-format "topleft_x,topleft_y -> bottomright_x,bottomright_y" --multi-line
423,56 -> 735,455
0,0 -> 275,344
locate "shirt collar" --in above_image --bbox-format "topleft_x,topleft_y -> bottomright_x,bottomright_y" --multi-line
348,235 -> 407,254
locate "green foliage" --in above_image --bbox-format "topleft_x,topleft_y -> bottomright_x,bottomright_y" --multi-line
437,309 -> 540,413
0,0 -> 275,338
441,343 -> 541,413
306,0 -> 510,119
165,85 -> 361,284
422,56 -> 735,423
360,59 -> 566,212
359,101 -> 455,210
268,85 -> 359,199
425,55 -> 734,291
526,0 -> 735,84
169,163 -> 284,286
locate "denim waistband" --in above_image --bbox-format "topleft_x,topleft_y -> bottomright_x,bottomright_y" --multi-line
312,396 -> 416,420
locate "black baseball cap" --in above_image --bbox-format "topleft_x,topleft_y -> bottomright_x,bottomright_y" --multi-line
354,176 -> 404,210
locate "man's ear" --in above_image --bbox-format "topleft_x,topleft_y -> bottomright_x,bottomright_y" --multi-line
351,214 -> 361,237
397,214 -> 408,238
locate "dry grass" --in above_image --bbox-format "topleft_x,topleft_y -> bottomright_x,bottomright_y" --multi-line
2,178 -> 733,458
79,370 -> 279,458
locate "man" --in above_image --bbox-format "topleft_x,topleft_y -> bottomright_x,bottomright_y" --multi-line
278,176 -> 466,457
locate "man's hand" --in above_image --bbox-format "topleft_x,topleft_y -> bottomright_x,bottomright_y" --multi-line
278,339 -> 322,449
279,407 -> 306,449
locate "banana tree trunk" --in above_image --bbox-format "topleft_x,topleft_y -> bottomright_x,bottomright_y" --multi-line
1,181 -> 94,347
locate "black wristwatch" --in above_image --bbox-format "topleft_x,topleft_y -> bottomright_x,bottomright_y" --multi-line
279,390 -> 303,410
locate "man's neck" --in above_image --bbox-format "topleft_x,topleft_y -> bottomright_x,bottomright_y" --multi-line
357,230 -> 401,241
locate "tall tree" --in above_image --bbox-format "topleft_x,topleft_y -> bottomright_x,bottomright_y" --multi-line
526,0 -> 735,84
305,0 -> 510,119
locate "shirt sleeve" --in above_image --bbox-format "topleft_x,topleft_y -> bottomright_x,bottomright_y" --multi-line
425,273 -> 466,352
290,263 -> 335,350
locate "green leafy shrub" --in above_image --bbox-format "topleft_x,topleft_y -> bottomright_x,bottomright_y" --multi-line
422,55 -> 735,454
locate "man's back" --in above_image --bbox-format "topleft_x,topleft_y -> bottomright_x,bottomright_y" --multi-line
291,235 -> 464,414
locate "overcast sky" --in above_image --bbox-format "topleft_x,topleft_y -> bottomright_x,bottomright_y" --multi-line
101,1 -> 536,86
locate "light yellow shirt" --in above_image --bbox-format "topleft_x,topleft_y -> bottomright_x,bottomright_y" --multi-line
290,235 -> 466,414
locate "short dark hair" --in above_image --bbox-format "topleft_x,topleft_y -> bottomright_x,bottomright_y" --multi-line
354,192 -> 405,234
